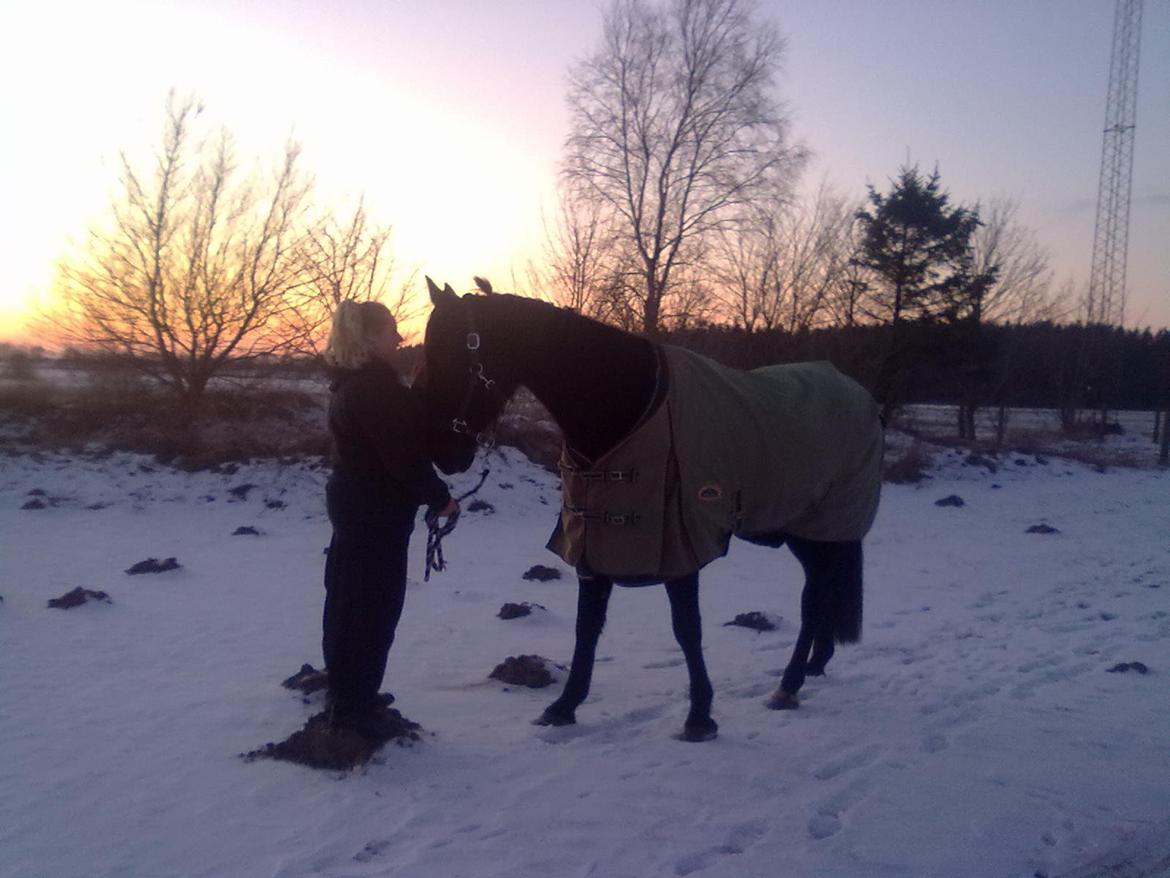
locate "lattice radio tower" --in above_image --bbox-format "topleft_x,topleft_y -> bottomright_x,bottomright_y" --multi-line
1088,0 -> 1144,327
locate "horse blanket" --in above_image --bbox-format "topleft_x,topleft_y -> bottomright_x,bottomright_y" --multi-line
548,344 -> 883,579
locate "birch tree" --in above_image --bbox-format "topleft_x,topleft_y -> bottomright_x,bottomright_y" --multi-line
564,0 -> 805,334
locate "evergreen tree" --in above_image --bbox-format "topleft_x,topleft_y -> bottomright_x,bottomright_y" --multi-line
853,165 -> 983,415
854,165 -> 982,325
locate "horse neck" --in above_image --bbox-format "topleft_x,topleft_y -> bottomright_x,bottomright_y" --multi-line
483,297 -> 657,463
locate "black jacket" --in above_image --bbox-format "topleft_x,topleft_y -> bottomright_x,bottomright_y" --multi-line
327,360 -> 451,523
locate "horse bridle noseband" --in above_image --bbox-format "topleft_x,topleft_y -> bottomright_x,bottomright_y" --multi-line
450,299 -> 505,449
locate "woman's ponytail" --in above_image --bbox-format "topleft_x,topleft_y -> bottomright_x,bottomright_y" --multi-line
324,300 -> 372,369
324,300 -> 397,368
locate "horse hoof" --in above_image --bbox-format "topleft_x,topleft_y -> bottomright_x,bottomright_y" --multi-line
765,690 -> 799,711
679,718 -> 719,742
533,707 -> 576,727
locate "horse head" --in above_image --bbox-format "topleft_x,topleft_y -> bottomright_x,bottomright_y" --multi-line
422,276 -> 516,474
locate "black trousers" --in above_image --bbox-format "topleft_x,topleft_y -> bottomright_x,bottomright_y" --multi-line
322,515 -> 414,715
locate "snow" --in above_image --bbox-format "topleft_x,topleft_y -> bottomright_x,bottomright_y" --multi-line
1,444 -> 1168,878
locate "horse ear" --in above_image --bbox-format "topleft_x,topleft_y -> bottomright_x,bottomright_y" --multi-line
443,283 -> 457,296
473,276 -> 494,295
427,276 -> 455,304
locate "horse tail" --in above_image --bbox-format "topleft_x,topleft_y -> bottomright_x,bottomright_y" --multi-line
787,537 -> 864,645
831,542 -> 864,644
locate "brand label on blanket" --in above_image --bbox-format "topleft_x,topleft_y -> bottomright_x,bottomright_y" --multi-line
697,484 -> 723,502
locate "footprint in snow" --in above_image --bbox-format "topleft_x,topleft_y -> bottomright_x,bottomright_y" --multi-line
921,732 -> 949,753
674,821 -> 767,875
353,839 -> 392,862
642,658 -> 684,670
1010,659 -> 1098,699
808,813 -> 842,840
813,743 -> 883,781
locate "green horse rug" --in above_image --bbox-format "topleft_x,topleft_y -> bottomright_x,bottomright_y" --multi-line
549,344 -> 883,579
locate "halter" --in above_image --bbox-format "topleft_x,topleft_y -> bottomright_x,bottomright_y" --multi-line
426,296 -> 502,580
449,298 -> 506,449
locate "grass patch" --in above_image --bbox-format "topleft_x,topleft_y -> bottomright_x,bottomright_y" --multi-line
1,376 -> 329,470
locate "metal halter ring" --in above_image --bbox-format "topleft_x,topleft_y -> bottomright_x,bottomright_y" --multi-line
452,418 -> 496,450
471,363 -> 497,391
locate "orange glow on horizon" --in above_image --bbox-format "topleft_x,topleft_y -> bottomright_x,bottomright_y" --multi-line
0,1 -> 559,349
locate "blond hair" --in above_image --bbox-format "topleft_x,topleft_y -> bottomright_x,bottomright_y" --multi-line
324,300 -> 396,369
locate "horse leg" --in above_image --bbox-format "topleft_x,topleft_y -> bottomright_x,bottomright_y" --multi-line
665,574 -> 718,742
766,538 -> 863,710
766,579 -> 821,710
534,575 -> 613,726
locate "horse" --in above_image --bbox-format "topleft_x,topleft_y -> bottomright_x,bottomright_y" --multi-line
422,277 -> 883,742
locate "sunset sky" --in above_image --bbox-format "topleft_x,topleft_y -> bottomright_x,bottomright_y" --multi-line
2,0 -> 1168,344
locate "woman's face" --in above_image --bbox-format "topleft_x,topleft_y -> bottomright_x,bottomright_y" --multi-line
371,319 -> 403,362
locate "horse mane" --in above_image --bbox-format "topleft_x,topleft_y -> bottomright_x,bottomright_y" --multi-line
464,288 -> 657,462
466,289 -> 637,358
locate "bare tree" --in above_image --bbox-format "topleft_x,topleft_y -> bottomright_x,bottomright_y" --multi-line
589,250 -> 649,332
563,0 -> 805,335
968,197 -> 1055,325
955,197 -> 1058,441
710,214 -> 772,332
535,187 -> 618,315
824,235 -> 871,328
712,180 -> 855,333
49,93 -> 313,414
280,200 -> 415,358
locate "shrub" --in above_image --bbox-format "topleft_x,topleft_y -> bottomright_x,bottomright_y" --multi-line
884,440 -> 933,484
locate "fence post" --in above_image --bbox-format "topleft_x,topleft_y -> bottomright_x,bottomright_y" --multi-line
1160,409 -> 1169,466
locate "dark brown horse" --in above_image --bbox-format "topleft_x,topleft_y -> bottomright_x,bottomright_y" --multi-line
422,278 -> 880,741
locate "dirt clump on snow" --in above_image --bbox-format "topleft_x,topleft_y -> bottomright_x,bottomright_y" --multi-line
47,587 -> 111,609
281,663 -> 330,695
498,602 -> 546,620
522,564 -> 562,582
1026,523 -> 1060,534
489,654 -> 562,688
723,611 -> 779,631
243,707 -> 421,771
1107,662 -> 1150,675
125,557 -> 181,575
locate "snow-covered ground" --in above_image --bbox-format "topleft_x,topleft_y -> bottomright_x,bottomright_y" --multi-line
1,444 -> 1168,878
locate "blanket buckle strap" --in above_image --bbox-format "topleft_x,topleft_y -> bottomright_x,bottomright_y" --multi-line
563,467 -> 640,484
566,505 -> 641,527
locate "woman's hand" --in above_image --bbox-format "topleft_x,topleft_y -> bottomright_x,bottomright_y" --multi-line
426,497 -> 460,530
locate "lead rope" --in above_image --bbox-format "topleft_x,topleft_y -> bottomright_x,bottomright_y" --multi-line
424,460 -> 492,581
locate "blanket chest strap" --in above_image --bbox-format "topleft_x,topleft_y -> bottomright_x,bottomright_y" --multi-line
565,505 -> 641,527
561,466 -> 640,483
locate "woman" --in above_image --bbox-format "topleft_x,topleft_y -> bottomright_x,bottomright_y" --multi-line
322,300 -> 458,734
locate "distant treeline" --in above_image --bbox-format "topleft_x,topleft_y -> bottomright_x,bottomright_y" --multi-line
662,321 -> 1170,413
12,321 -> 1168,415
